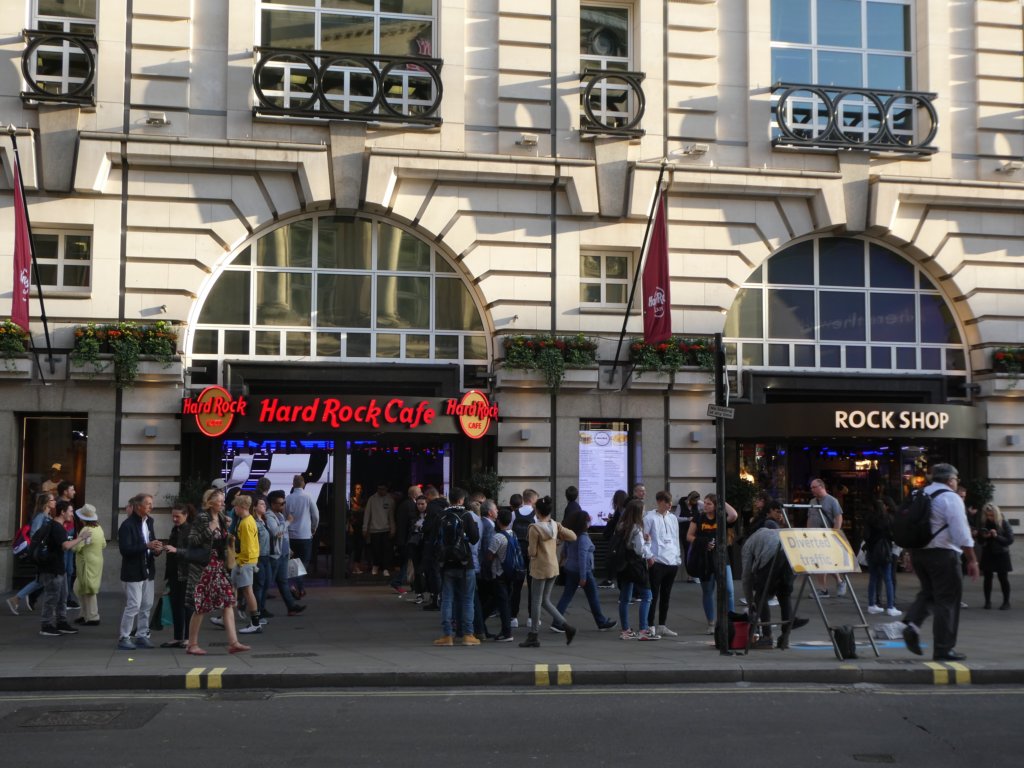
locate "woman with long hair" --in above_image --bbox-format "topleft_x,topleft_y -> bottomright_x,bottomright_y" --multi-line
185,489 -> 250,655
978,503 -> 1013,610
687,493 -> 738,634
599,489 -> 630,588
864,493 -> 900,617
6,492 -> 55,615
518,496 -> 578,648
615,499 -> 658,641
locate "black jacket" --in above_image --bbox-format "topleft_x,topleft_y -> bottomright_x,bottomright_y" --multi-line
119,514 -> 158,582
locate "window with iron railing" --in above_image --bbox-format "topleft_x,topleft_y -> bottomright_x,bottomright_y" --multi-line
254,0 -> 442,124
22,0 -> 97,104
579,3 -> 644,136
769,0 -> 935,154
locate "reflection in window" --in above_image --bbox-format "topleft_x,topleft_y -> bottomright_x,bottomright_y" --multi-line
580,4 -> 633,129
724,237 -> 965,374
192,215 -> 488,383
580,252 -> 630,306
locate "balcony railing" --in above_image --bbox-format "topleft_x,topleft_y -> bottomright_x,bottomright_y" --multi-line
252,47 -> 443,126
21,29 -> 97,105
580,69 -> 646,138
772,83 -> 938,155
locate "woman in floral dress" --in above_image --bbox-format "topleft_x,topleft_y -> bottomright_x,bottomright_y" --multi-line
186,488 -> 250,655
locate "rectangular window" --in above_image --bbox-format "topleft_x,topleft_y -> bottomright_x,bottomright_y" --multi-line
580,251 -> 630,307
257,0 -> 438,119
770,0 -> 915,143
29,1 -> 97,98
20,415 -> 88,529
580,4 -> 635,130
32,231 -> 92,291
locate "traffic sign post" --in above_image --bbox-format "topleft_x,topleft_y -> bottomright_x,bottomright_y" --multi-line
782,529 -> 880,660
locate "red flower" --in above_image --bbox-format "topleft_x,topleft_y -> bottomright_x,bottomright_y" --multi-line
995,352 -> 1006,361
657,343 -> 668,352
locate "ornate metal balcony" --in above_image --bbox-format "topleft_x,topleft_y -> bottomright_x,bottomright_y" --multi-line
772,83 -> 938,155
21,29 -> 97,105
252,47 -> 443,126
580,69 -> 646,138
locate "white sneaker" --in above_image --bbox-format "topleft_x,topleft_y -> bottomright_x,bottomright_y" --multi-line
768,597 -> 780,607
526,618 -> 533,629
867,605 -> 884,614
657,625 -> 678,637
210,616 -> 224,627
837,582 -> 848,597
510,618 -> 519,628
739,598 -> 749,606
885,607 -> 903,617
238,623 -> 262,634
705,622 -> 715,635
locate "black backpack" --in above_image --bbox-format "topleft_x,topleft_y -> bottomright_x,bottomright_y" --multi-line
511,509 -> 535,543
436,508 -> 471,568
832,625 -> 857,659
891,488 -> 951,549
27,519 -> 54,567
607,527 -> 629,574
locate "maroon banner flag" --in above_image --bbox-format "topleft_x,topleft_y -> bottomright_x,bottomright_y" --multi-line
641,192 -> 671,345
10,153 -> 32,332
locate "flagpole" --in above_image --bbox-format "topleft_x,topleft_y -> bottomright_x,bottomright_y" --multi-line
8,125 -> 56,375
608,160 -> 668,384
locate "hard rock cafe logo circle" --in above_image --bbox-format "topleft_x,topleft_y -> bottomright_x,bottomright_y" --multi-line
182,385 -> 244,438
648,286 -> 666,318
448,390 -> 498,440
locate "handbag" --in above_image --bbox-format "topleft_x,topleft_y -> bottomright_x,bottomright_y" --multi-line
856,541 -> 868,568
287,557 -> 307,579
225,543 -> 237,571
185,546 -> 211,566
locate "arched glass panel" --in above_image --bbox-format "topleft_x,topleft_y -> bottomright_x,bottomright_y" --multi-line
190,214 -> 489,384
724,237 -> 965,375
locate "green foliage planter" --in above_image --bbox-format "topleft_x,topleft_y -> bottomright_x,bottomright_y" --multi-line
993,347 -> 1024,375
502,334 -> 598,391
629,336 -> 714,373
0,319 -> 30,371
71,321 -> 180,388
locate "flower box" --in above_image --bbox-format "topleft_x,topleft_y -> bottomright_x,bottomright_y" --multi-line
671,367 -> 715,392
495,366 -> 549,389
70,355 -> 115,381
560,367 -> 600,389
629,370 -> 672,390
136,358 -> 184,383
0,356 -> 33,378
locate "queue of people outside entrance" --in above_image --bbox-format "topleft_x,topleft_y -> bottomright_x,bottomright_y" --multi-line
6,467 -> 1010,662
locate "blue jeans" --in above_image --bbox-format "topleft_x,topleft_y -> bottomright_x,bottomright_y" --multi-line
290,538 -> 312,591
699,566 -> 735,622
64,549 -> 76,601
440,567 -> 476,637
16,578 -> 40,601
556,568 -> 609,626
618,581 -> 653,632
256,555 -> 272,613
868,560 -> 895,609
272,555 -> 299,610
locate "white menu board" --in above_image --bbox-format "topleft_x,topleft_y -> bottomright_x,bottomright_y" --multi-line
578,428 -> 628,527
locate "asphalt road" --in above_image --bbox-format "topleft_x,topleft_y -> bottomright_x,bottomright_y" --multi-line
0,685 -> 1021,767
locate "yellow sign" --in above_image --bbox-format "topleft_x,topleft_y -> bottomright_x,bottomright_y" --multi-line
779,529 -> 856,574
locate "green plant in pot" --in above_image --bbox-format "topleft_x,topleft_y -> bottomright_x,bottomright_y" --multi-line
70,323 -> 109,373
0,319 -> 30,370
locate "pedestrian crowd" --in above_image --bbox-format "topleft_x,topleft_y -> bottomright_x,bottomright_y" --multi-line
5,465 -> 1010,663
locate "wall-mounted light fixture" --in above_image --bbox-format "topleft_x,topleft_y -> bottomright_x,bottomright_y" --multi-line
1007,434 -> 1020,446
146,112 -> 170,126
689,430 -> 701,443
516,132 -> 538,147
520,429 -> 531,441
143,425 -> 158,438
996,160 -> 1024,173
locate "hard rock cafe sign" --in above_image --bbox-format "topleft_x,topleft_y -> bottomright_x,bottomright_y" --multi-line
182,388 -> 499,439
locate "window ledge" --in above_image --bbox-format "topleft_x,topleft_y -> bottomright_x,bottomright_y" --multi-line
41,290 -> 92,299
579,304 -> 632,315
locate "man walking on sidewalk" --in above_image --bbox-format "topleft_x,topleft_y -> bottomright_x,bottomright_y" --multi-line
36,500 -> 89,637
286,474 -> 320,595
902,464 -> 978,662
117,493 -> 163,650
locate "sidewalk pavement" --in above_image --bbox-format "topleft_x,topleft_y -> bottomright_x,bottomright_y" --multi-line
1,572 -> 1021,691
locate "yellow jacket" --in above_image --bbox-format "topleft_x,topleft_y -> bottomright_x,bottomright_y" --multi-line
236,515 -> 259,565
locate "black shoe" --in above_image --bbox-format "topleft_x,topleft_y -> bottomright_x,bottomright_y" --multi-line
564,625 -> 577,646
261,610 -> 275,619
999,602 -> 1010,611
55,622 -> 79,634
40,625 -> 61,637
597,619 -> 617,631
983,602 -> 992,609
287,605 -> 306,616
934,650 -> 966,662
73,617 -> 86,625
66,600 -> 80,609
84,620 -> 100,626
903,626 -> 922,656
518,632 -> 540,648
776,636 -> 790,650
791,617 -> 809,630
422,603 -> 440,612
753,636 -> 774,649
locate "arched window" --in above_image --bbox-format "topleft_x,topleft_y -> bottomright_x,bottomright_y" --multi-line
187,215 -> 488,383
724,237 -> 965,374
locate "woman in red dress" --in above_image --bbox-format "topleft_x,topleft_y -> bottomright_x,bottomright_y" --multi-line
185,488 -> 250,655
